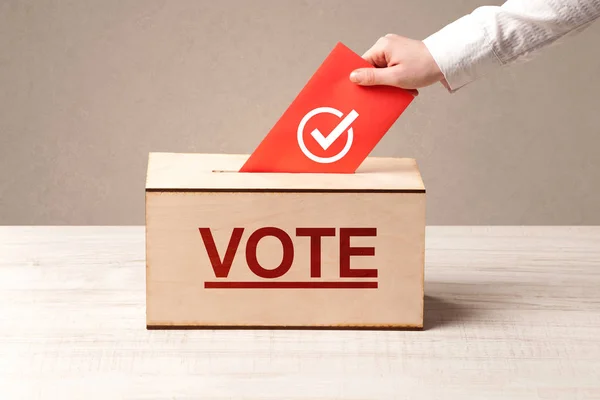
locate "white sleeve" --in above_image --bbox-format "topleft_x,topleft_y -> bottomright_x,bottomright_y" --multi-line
422,0 -> 600,92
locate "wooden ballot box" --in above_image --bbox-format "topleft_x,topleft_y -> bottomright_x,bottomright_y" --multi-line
145,153 -> 426,329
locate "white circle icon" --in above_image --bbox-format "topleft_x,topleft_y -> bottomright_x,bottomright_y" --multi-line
297,107 -> 359,164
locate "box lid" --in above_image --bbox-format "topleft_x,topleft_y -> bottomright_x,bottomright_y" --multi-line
145,153 -> 425,192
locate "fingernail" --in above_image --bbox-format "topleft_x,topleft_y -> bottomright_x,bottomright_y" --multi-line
350,70 -> 362,82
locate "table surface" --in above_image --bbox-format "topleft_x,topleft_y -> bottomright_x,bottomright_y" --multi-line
1,226 -> 599,399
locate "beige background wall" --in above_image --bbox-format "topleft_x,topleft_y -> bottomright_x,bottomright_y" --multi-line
1,0 -> 599,225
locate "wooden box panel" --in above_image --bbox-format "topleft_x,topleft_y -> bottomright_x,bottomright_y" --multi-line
145,153 -> 426,329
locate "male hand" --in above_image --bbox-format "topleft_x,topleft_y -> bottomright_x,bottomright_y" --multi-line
350,34 -> 445,94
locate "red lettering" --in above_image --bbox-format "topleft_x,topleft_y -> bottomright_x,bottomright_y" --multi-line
199,227 -> 244,278
201,226 -> 378,283
339,228 -> 377,278
296,228 -> 336,277
246,227 -> 294,279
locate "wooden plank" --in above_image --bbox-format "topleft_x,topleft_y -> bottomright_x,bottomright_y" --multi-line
1,226 -> 600,399
145,152 -> 426,191
145,191 -> 426,328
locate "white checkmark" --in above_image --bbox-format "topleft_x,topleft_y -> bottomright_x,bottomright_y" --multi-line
310,109 -> 359,151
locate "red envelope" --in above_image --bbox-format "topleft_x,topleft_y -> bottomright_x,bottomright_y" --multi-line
239,42 -> 415,173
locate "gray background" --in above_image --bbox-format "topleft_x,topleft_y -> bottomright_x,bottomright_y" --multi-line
1,0 -> 599,225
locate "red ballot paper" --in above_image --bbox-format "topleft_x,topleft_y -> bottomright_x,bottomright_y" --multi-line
239,42 -> 415,173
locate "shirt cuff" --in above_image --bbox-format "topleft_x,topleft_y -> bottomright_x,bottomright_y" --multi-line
422,12 -> 504,92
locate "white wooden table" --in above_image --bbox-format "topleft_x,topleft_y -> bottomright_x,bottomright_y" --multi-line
1,226 -> 599,399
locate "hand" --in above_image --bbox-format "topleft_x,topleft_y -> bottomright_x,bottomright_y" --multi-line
349,34 -> 445,94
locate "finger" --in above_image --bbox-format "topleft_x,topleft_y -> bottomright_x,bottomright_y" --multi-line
361,39 -> 388,67
349,67 -> 398,87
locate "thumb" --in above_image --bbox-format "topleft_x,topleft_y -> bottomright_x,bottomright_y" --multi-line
349,67 -> 397,86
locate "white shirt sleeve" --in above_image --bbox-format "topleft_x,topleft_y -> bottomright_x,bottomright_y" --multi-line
422,0 -> 600,92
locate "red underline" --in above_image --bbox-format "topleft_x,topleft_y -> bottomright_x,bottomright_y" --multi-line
204,281 -> 378,289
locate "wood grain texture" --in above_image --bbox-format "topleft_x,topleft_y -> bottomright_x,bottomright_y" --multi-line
145,191 -> 425,328
1,226 -> 599,399
145,153 -> 426,191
